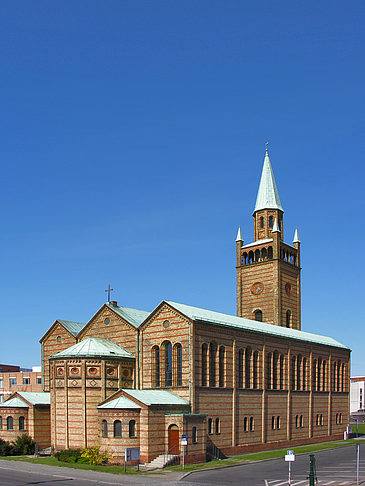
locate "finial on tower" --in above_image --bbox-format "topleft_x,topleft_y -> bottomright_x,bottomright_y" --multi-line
272,218 -> 280,233
236,225 -> 243,242
265,141 -> 269,154
293,227 -> 300,243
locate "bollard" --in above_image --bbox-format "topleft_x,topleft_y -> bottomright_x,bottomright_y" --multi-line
308,454 -> 317,486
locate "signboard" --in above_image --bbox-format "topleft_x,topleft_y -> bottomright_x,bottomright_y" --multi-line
347,426 -> 352,434
285,454 -> 295,462
125,447 -> 140,462
287,450 -> 294,455
181,434 -> 188,446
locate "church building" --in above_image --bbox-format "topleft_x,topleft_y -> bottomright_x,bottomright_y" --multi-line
0,148 -> 350,465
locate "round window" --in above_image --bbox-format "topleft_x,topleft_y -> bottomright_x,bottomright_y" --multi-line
104,318 -> 110,324
56,336 -> 62,343
163,320 -> 170,328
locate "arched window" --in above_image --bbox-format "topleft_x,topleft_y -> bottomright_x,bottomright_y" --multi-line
102,420 -> 108,437
268,246 -> 273,259
341,363 -> 345,392
243,417 -> 248,432
7,416 -> 13,430
317,358 -> 322,391
0,417 -> 2,430
300,415 -> 303,428
208,418 -> 213,434
333,362 -> 338,391
269,216 -> 273,228
254,310 -> 263,322
297,355 -> 302,390
19,416 -> 25,431
302,358 -> 307,390
129,420 -> 136,438
262,248 -> 267,260
242,252 -> 248,265
250,417 -> 254,431
248,251 -> 254,264
219,347 -> 225,387
291,356 -> 297,390
253,351 -> 259,389
255,249 -> 260,262
215,418 -> 220,434
209,342 -> 217,387
238,349 -> 244,388
175,343 -> 182,386
202,343 -> 208,386
273,351 -> 279,390
152,346 -> 160,387
164,341 -> 172,387
337,360 -> 341,392
245,348 -> 252,388
267,352 -> 272,389
312,359 -> 317,390
260,216 -> 264,228
286,310 -> 291,328
296,415 -> 299,428
279,354 -> 284,390
271,416 -> 276,430
113,420 -> 122,437
276,416 -> 280,429
192,426 -> 197,443
322,360 -> 327,391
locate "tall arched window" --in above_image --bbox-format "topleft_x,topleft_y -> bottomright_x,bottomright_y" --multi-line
164,341 -> 172,387
260,216 -> 264,228
279,354 -> 284,390
192,426 -> 197,443
19,416 -> 25,431
322,360 -> 327,391
297,355 -> 302,390
114,420 -> 122,437
286,310 -> 291,328
333,362 -> 338,391
209,342 -> 217,387
267,352 -> 272,389
238,349 -> 244,388
152,346 -> 160,387
242,252 -> 248,265
302,358 -> 307,390
250,417 -> 254,431
269,216 -> 273,228
253,351 -> 259,389
248,251 -> 254,264
208,418 -> 213,434
254,310 -> 263,322
317,358 -> 322,391
341,363 -> 345,392
273,351 -> 279,390
202,344 -> 208,386
255,249 -> 260,262
215,418 -> 220,434
219,347 -> 225,387
243,417 -> 248,432
291,356 -> 296,390
268,246 -> 273,259
102,420 -> 108,437
312,359 -> 317,390
129,420 -> 136,438
7,416 -> 13,430
245,348 -> 252,388
175,343 -> 182,386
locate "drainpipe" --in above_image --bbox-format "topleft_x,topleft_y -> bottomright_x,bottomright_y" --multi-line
41,342 -> 45,392
137,330 -> 141,389
189,320 -> 192,411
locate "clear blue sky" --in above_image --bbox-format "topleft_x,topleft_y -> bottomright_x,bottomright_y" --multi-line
0,1 -> 364,374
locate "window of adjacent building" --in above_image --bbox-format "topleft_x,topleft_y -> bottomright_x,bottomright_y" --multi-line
37,377 -> 42,385
215,418 -> 220,434
254,310 -> 263,322
129,420 -> 136,438
19,416 -> 25,431
192,426 -> 197,444
201,344 -> 208,387
102,420 -> 108,437
208,418 -> 213,435
9,378 -> 16,388
7,416 -> 13,430
164,341 -> 172,387
113,420 -> 122,437
23,377 -> 30,385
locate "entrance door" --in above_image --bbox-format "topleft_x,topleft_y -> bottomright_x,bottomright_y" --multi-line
168,425 -> 179,454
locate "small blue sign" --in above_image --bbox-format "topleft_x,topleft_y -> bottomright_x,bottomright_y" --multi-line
287,450 -> 294,455
182,434 -> 188,440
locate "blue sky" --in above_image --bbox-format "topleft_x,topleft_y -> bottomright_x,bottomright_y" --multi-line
0,1 -> 364,373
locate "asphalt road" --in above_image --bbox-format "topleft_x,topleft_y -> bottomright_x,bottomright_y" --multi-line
182,444 -> 365,485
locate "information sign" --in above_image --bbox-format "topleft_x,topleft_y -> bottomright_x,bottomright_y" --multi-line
287,450 -> 294,455
125,447 -> 140,462
285,454 -> 295,462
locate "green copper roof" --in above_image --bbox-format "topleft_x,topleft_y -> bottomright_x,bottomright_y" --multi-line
166,301 -> 349,350
58,320 -> 86,337
0,396 -> 29,408
98,396 -> 141,410
106,304 -> 150,328
122,389 -> 190,406
254,149 -> 283,213
0,392 -> 50,408
50,337 -> 135,359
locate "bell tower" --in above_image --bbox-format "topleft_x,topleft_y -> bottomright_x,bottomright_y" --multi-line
236,146 -> 301,330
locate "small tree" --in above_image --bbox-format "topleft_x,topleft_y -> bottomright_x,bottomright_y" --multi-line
12,434 -> 35,455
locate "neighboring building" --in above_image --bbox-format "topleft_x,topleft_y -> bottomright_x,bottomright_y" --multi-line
0,148 -> 350,463
350,377 -> 365,414
0,366 -> 42,403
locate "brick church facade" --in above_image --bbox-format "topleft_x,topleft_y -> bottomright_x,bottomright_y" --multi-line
0,148 -> 350,464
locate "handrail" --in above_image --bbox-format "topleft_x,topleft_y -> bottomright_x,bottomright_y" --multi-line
162,444 -> 180,467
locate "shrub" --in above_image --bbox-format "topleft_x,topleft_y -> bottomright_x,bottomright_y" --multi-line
11,434 -> 35,455
80,446 -> 112,465
54,448 -> 84,463
0,438 -> 13,456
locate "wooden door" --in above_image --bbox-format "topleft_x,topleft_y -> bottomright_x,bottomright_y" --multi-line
168,426 -> 179,454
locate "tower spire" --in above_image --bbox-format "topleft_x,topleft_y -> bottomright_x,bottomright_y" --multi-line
254,146 -> 283,213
